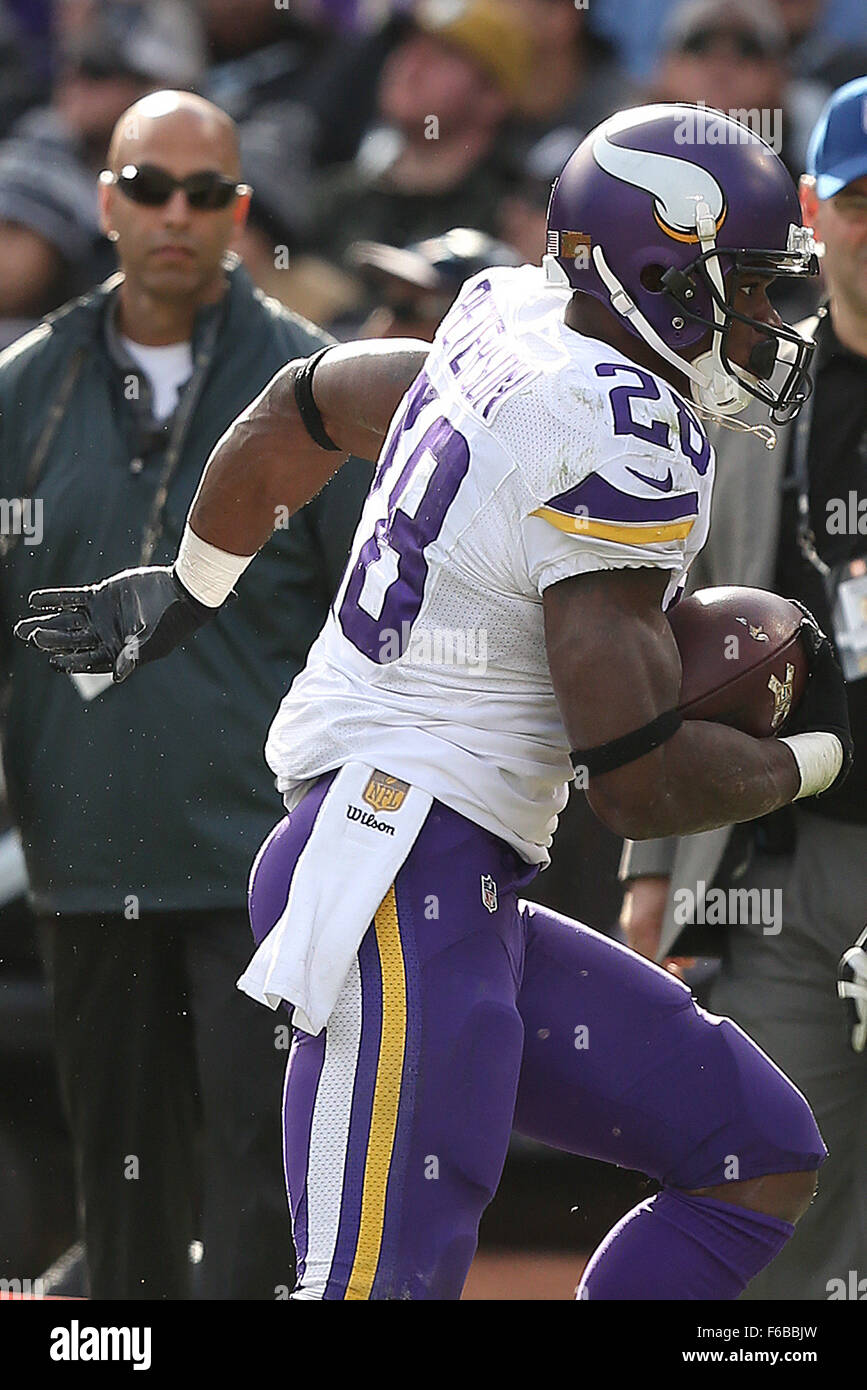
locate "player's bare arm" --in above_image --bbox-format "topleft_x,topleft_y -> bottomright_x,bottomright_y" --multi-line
14,340 -> 429,679
188,339 -> 430,556
545,566 -> 804,840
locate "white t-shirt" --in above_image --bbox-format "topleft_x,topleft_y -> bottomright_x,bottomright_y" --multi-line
121,336 -> 193,421
264,264 -> 716,865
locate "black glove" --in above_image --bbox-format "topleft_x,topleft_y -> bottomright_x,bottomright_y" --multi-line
14,566 -> 215,683
783,600 -> 854,793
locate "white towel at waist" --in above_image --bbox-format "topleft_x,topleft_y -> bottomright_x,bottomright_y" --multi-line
237,762 -> 433,1035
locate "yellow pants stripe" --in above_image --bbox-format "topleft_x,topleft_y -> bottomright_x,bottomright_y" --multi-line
344,886 -> 407,1299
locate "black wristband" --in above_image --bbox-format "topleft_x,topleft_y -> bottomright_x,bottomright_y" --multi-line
294,346 -> 341,451
571,708 -> 683,777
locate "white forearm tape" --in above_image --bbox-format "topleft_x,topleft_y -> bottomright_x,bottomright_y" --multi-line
779,732 -> 844,800
174,523 -> 256,608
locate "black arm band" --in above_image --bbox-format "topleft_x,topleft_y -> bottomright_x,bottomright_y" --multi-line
571,708 -> 682,778
294,346 -> 341,452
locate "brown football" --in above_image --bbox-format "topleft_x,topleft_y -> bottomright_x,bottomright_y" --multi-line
667,586 -> 809,738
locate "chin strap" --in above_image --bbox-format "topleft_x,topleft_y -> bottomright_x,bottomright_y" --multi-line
687,398 -> 778,450
590,237 -> 750,419
693,201 -> 753,413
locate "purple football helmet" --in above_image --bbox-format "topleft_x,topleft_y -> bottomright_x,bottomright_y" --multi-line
545,104 -> 818,424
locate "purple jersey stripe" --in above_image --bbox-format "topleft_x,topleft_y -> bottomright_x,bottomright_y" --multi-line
545,470 -> 699,524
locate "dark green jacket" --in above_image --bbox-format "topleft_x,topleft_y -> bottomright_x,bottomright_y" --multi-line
0,262 -> 372,914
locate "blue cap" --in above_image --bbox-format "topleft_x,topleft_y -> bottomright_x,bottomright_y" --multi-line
806,76 -> 867,199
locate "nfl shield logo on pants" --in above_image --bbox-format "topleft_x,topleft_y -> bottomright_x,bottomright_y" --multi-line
362,770 -> 410,813
480,874 -> 498,914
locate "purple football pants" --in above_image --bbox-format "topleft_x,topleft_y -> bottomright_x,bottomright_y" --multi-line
248,776 -> 825,1300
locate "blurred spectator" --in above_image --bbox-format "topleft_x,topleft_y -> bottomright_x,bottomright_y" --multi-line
496,130 -> 572,267
0,1 -> 52,136
201,1 -> 336,275
203,0 -> 324,66
315,0 -> 414,32
0,140 -> 98,346
16,1 -> 206,172
345,225 -> 521,338
9,3 -> 207,289
298,7 -> 412,170
501,0 -> 635,150
202,0 -> 328,120
772,0 -> 867,88
235,102 -> 318,255
492,0 -> 638,269
287,0 -> 531,323
646,0 -> 829,177
589,0 -> 867,81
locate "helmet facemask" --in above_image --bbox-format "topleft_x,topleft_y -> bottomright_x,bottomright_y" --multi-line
660,224 -> 820,425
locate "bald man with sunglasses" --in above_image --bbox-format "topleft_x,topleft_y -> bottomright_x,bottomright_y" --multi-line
0,92 -> 374,1299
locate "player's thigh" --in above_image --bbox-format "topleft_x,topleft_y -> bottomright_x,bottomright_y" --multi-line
278,801 -> 531,1299
513,902 -> 824,1190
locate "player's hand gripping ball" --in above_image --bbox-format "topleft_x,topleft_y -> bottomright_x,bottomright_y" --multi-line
668,586 -> 814,737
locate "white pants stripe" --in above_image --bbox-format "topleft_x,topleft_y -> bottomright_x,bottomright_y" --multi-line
292,958 -> 364,1299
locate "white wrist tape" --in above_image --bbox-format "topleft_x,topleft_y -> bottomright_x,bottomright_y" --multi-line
779,731 -> 844,800
174,523 -> 256,608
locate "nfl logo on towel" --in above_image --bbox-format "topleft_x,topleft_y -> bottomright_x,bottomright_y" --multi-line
481,874 -> 498,913
363,770 -> 410,813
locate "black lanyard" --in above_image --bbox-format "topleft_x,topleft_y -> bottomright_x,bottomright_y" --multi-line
137,304 -> 223,566
785,363 -> 830,579
0,297 -> 224,568
0,343 -> 89,560
782,310 -> 830,580
784,313 -> 867,583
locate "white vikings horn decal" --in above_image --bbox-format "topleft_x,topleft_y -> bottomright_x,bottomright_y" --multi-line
592,131 -> 726,241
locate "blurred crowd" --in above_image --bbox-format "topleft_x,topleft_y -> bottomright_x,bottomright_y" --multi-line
0,0 -> 864,350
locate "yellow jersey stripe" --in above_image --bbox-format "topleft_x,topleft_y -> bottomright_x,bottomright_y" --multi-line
530,506 -> 695,545
344,886 -> 407,1300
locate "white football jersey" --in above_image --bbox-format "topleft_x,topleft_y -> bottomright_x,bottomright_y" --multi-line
265,265 -> 715,864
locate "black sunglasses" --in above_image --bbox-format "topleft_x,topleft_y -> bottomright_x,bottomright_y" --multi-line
100,163 -> 251,211
680,29 -> 770,60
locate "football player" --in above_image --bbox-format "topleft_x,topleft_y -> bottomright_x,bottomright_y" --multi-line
17,105 -> 854,1300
